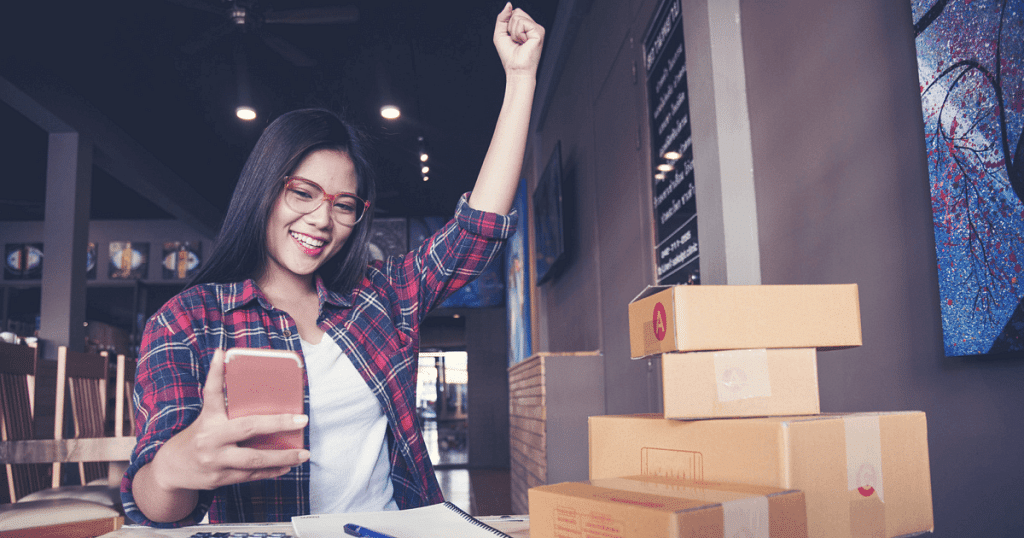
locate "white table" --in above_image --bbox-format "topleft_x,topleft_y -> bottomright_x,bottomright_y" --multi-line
99,516 -> 530,538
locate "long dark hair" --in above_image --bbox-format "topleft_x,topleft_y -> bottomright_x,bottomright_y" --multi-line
188,108 -> 376,293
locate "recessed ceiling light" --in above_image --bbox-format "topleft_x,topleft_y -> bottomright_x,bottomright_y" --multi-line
236,106 -> 257,121
381,105 -> 400,120
420,153 -> 429,162
657,163 -> 674,172
663,151 -> 681,160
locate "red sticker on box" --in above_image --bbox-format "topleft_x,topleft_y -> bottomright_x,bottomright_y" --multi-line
855,463 -> 879,497
652,302 -> 668,341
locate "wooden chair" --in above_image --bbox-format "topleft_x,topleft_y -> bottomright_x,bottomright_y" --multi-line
103,353 -> 137,487
51,347 -> 110,487
1,345 -> 135,511
113,354 -> 136,439
0,341 -> 48,502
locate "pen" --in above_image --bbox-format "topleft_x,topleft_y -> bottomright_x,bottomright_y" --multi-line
343,523 -> 400,538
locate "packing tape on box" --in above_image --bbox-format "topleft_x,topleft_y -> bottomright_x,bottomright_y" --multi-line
713,349 -> 772,402
844,414 -> 884,502
845,414 -> 887,537
722,495 -> 769,538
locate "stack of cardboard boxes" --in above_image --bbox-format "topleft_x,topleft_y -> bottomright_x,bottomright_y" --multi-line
528,284 -> 934,538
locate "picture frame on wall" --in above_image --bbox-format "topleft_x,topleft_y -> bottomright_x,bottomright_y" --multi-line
4,243 -> 43,280
506,177 -> 532,365
368,218 -> 408,262
109,241 -> 149,280
409,216 -> 505,308
86,242 -> 97,279
533,141 -> 566,285
912,0 -> 1024,356
162,241 -> 202,279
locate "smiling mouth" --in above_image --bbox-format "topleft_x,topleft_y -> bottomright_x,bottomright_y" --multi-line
290,231 -> 326,252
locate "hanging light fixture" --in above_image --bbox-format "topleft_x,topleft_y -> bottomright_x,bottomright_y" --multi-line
235,44 -> 257,121
418,136 -> 430,181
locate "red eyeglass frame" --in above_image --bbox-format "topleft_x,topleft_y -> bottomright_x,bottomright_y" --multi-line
282,176 -> 370,222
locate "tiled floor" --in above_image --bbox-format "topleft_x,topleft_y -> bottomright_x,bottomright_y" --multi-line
435,468 -> 471,510
423,420 -> 468,466
424,421 -> 512,516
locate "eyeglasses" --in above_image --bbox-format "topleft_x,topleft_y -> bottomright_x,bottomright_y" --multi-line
281,176 -> 370,226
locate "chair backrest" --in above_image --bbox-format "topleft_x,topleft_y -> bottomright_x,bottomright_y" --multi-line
0,341 -> 47,501
113,354 -> 136,438
54,347 -> 110,487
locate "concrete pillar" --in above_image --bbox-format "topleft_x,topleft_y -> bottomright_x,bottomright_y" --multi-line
707,0 -> 760,285
38,132 -> 92,359
683,0 -> 761,284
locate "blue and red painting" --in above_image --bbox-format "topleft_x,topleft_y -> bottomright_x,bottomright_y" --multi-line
913,0 -> 1024,356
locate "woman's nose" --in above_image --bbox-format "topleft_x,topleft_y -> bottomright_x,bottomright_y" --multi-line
306,200 -> 333,227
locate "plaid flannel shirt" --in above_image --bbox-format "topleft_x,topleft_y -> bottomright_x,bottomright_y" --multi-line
121,194 -> 515,526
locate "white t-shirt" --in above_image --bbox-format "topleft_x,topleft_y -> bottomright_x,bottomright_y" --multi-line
301,335 -> 398,513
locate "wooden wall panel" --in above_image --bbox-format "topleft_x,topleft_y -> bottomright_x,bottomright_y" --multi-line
508,352 -> 603,514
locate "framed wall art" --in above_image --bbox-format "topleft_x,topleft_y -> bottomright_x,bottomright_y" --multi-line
409,216 -> 505,309
86,242 -> 97,279
109,241 -> 149,280
913,0 -> 1023,356
506,177 -> 532,365
4,243 -> 43,280
368,218 -> 408,262
162,241 -> 202,279
533,141 -> 566,285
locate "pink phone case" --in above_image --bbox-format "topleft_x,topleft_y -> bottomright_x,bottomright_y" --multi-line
223,348 -> 304,450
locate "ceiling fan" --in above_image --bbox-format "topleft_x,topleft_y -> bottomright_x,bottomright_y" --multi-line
164,0 -> 360,67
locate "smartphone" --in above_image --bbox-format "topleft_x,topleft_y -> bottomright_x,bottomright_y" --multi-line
223,347 -> 305,450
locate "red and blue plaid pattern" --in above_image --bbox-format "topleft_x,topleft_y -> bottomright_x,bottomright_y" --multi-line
121,194 -> 515,526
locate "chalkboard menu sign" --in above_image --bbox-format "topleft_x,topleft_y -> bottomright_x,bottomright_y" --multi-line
644,0 -> 699,285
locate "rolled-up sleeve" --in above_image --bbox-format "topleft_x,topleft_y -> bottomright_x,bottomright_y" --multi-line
391,192 -> 517,317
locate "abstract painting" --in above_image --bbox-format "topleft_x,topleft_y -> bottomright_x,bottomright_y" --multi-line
913,0 -> 1023,356
408,216 -> 505,309
506,177 -> 532,365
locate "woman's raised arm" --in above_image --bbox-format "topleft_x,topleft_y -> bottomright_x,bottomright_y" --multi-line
467,3 -> 546,215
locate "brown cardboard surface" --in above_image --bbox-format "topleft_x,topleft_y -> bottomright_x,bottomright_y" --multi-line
528,475 -> 807,538
628,284 -> 862,358
589,412 -> 933,538
662,348 -> 820,419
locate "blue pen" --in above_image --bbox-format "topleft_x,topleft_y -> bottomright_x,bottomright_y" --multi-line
343,523 -> 399,538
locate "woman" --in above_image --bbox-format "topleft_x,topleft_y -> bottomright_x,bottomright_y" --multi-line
121,3 -> 544,526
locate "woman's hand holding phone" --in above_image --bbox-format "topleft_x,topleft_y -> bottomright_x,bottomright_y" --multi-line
133,349 -> 309,523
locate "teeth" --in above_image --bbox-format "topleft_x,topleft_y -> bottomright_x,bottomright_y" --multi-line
290,232 -> 326,249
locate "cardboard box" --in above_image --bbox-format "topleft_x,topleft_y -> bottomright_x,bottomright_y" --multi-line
628,284 -> 862,358
529,475 -> 807,538
589,412 -> 933,538
662,348 -> 820,419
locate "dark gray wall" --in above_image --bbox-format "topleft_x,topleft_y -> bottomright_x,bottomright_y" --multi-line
741,1 -> 1024,535
465,307 -> 511,468
528,0 -> 1024,535
531,0 -> 661,415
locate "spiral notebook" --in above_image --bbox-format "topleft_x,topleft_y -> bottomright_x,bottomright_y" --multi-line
291,502 -> 514,538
